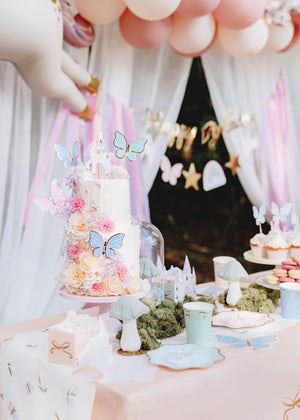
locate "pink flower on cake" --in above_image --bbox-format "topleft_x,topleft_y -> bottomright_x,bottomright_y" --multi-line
99,217 -> 115,234
68,243 -> 83,259
70,196 -> 85,213
90,282 -> 105,296
119,264 -> 129,280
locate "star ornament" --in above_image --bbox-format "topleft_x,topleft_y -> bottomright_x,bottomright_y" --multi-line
224,154 -> 240,176
182,163 -> 202,191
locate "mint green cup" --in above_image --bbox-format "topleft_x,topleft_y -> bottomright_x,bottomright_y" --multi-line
183,302 -> 214,345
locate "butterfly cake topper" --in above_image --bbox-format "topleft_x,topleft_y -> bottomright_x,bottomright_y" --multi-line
252,203 -> 266,234
89,231 -> 125,259
34,179 -> 66,215
271,202 -> 291,231
55,141 -> 79,168
113,131 -> 147,162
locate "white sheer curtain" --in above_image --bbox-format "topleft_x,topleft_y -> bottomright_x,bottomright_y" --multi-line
201,48 -> 300,217
0,24 -> 191,324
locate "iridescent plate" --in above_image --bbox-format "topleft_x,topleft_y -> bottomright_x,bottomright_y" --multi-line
147,344 -> 224,370
212,311 -> 273,329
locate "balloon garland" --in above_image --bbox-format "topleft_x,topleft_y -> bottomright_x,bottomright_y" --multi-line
69,0 -> 300,57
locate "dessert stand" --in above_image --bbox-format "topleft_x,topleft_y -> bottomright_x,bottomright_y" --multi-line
60,286 -> 148,313
243,250 -> 283,290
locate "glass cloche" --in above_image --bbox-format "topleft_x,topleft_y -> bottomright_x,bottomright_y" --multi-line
139,221 -> 165,304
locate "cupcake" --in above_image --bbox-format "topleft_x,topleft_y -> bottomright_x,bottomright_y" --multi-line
250,233 -> 267,258
266,231 -> 289,260
289,231 -> 300,258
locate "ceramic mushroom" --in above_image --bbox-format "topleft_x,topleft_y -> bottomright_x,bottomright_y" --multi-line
217,260 -> 248,306
109,295 -> 150,352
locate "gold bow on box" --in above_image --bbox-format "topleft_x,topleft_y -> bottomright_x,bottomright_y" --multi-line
50,340 -> 73,359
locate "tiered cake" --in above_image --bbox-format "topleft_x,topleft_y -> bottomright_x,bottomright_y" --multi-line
58,144 -> 142,297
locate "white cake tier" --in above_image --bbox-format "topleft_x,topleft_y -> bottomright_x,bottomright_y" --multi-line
81,178 -> 131,225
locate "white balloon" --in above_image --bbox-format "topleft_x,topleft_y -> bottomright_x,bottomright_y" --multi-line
217,19 -> 269,57
125,0 -> 181,21
264,22 -> 294,52
168,13 -> 216,56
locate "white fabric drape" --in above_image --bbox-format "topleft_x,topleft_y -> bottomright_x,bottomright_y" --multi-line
0,24 -> 191,324
201,48 -> 300,218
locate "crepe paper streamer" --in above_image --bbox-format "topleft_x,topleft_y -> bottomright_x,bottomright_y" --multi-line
217,335 -> 277,350
263,73 -> 295,224
23,104 -> 68,227
202,160 -> 226,191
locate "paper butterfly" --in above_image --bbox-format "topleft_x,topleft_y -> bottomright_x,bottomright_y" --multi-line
89,231 -> 124,259
291,213 -> 299,231
113,131 -> 147,161
271,202 -> 291,223
55,141 -> 79,168
34,179 -> 66,215
252,203 -> 266,226
217,335 -> 277,350
160,155 -> 183,186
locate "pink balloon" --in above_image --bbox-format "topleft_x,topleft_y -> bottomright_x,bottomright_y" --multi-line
217,19 -> 269,56
213,0 -> 266,30
125,0 -> 180,21
264,22 -> 294,53
168,13 -> 216,56
74,0 -> 126,24
119,9 -> 172,49
177,0 -> 221,18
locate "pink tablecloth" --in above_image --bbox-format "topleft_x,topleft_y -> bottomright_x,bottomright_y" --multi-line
92,323 -> 300,420
1,277 -> 300,420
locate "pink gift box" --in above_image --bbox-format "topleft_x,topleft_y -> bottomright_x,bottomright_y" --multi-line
48,319 -> 102,367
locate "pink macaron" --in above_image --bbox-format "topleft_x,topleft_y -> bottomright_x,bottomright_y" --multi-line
273,268 -> 288,277
282,260 -> 297,266
292,256 -> 300,266
279,277 -> 295,283
281,264 -> 299,271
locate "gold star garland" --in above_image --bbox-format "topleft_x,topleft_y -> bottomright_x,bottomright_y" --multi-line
146,107 -> 256,191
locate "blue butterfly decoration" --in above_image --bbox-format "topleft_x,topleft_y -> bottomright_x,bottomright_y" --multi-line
89,231 -> 124,259
55,141 -> 79,168
113,131 -> 147,161
217,335 -> 277,350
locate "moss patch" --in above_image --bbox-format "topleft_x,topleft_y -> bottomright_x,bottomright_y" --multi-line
218,284 -> 280,314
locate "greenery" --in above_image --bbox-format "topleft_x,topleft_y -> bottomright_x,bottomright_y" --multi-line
218,284 -> 280,314
117,295 -> 217,351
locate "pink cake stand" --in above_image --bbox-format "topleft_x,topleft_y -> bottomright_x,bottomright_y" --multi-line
60,286 -> 148,313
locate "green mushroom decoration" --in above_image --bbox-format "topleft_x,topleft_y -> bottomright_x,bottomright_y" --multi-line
109,295 -> 150,352
218,260 -> 248,306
